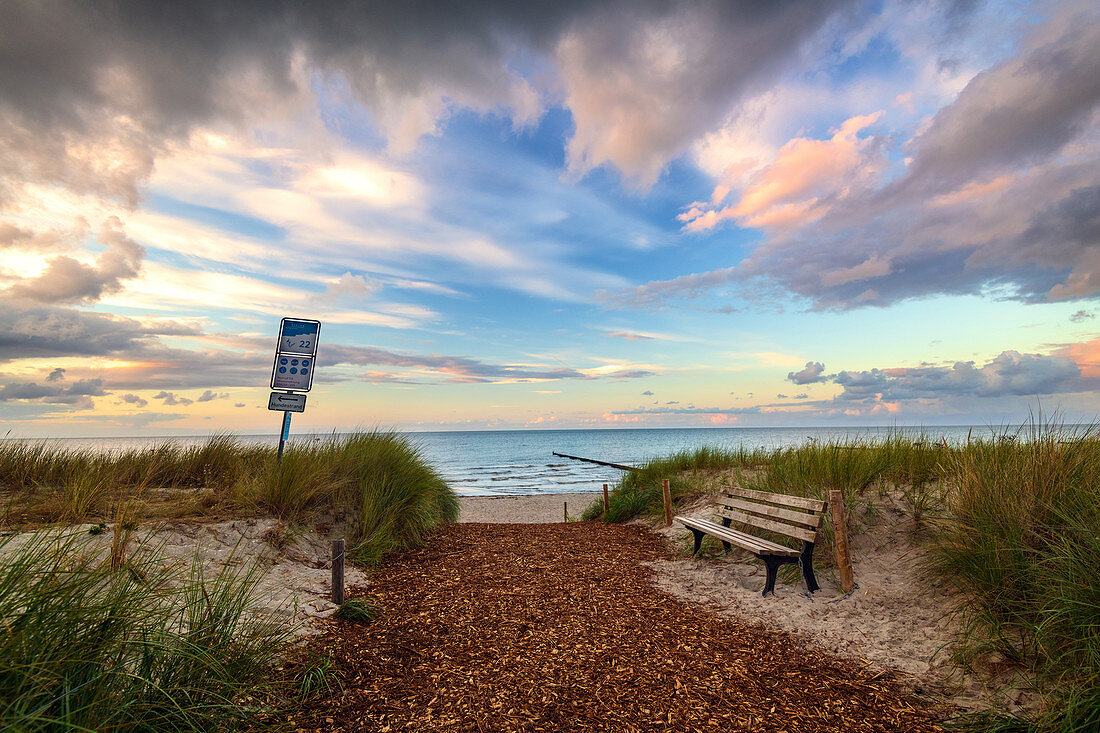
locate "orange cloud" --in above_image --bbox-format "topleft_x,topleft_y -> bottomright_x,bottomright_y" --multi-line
683,112 -> 885,233
1054,336 -> 1100,379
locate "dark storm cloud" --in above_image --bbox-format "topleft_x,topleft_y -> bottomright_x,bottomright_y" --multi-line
787,361 -> 826,385
0,0 -> 853,200
46,367 -> 65,382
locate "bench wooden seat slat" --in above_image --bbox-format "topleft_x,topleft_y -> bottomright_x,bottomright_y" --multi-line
675,485 -> 824,597
720,497 -> 825,529
677,517 -> 798,556
713,507 -> 818,544
724,487 -> 826,513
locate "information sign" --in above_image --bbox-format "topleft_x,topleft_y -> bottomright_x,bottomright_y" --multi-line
268,392 -> 307,413
270,318 -> 320,392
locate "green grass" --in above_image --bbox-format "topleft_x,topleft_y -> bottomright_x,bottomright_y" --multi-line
924,424 -> 1100,732
0,530 -> 291,731
0,431 -> 459,565
334,596 -> 379,623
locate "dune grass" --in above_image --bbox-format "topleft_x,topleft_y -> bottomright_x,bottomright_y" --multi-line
0,431 -> 459,564
925,425 -> 1100,732
0,530 -> 291,731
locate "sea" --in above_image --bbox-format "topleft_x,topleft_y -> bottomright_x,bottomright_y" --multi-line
30,425 -> 994,497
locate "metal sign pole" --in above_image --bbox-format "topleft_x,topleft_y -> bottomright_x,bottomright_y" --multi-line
268,317 -> 320,467
277,410 -> 291,463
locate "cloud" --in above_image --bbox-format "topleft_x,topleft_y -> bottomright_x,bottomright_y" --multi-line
234,402 -> 245,407
776,393 -> 788,399
46,368 -> 65,382
0,0 -> 858,203
609,369 -> 655,379
0,303 -> 200,361
118,393 -> 148,408
0,378 -> 107,409
680,112 -> 887,232
641,390 -> 654,396
788,361 -> 826,385
6,219 -> 144,304
1071,310 -> 1095,322
605,331 -> 654,341
312,272 -> 380,303
153,391 -> 193,407
832,350 -> 1086,402
795,393 -> 808,399
195,390 -> 228,402
617,3 -> 1100,310
557,1 -> 850,188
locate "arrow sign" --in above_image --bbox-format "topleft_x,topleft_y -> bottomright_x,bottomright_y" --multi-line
268,392 -> 307,413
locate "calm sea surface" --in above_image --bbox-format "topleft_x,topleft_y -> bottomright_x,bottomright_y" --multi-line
32,426 -> 992,496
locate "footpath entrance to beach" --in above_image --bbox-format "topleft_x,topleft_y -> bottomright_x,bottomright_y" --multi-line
293,523 -> 936,731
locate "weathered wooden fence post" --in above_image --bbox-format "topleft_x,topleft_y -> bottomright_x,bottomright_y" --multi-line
662,478 -> 672,527
602,483 -> 609,514
332,538 -> 345,605
829,490 -> 855,593
564,501 -> 568,522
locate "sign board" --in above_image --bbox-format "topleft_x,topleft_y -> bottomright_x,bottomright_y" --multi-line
277,318 -> 320,356
268,392 -> 306,413
270,318 -> 320,392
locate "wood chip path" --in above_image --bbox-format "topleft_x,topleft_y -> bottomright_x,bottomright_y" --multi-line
292,523 -> 939,732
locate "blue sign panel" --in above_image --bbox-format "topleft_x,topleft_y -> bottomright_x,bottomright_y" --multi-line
271,317 -> 321,392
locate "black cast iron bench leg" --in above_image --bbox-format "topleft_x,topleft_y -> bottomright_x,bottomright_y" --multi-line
690,528 -> 705,556
800,542 -> 820,594
761,555 -> 785,597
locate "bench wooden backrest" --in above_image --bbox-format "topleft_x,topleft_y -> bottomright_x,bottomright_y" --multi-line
714,487 -> 827,545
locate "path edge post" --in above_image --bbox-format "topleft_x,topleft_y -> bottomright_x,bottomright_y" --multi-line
662,478 -> 672,527
332,538 -> 345,606
829,490 -> 854,593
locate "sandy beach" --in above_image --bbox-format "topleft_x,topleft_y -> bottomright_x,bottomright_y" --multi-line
457,492 -> 603,523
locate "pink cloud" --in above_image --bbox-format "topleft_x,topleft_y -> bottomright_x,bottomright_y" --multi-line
683,112 -> 886,233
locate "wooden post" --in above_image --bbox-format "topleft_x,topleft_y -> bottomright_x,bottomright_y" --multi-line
662,479 -> 672,527
331,538 -> 345,605
563,501 -> 568,522
602,483 -> 609,514
829,490 -> 854,593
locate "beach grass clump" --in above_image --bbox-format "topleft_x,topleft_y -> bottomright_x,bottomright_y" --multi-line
0,531 -> 290,731
0,431 -> 459,564
336,433 -> 458,563
924,425 -> 1100,730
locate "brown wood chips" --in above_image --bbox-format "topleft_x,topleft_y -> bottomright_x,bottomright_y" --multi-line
291,522 -> 939,732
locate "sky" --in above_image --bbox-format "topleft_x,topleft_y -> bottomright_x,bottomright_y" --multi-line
1,0 -> 1099,437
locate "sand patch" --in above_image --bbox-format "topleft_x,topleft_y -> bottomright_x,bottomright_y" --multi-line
1,518 -> 368,637
458,492 -> 603,523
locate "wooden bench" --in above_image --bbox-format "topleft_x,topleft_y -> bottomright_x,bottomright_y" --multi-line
675,487 -> 827,597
